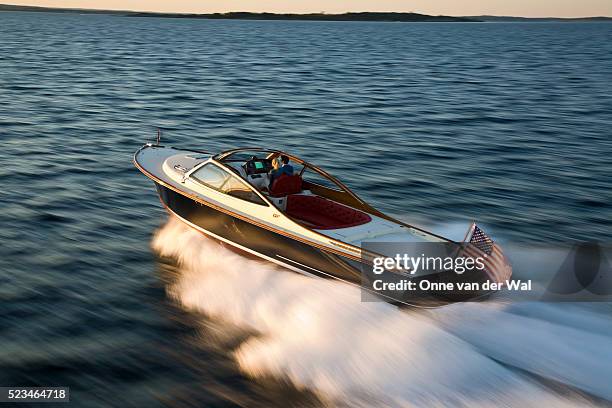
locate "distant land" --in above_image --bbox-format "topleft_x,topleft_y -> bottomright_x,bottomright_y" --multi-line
0,4 -> 611,22
469,15 -> 612,22
128,12 -> 478,23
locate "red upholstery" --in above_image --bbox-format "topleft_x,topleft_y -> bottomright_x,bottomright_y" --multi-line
286,195 -> 372,230
270,174 -> 302,197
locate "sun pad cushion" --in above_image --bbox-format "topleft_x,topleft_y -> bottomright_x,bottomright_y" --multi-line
286,195 -> 371,230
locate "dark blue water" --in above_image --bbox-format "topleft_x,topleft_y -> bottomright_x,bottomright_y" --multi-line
1,12 -> 611,407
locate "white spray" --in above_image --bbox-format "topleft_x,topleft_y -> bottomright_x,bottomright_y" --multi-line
153,216 -> 608,407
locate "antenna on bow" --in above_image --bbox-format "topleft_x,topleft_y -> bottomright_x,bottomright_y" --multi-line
156,128 -> 162,145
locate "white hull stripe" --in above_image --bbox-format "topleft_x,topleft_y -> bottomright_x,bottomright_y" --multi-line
275,255 -> 345,280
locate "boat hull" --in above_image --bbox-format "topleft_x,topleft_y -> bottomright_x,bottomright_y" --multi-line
156,183 -> 365,283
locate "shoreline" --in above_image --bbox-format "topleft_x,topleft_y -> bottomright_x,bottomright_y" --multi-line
1,5 -> 611,22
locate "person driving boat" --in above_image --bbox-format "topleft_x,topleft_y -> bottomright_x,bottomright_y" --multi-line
268,155 -> 294,188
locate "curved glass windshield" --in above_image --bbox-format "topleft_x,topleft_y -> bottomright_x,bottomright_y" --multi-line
190,164 -> 267,206
190,164 -> 227,189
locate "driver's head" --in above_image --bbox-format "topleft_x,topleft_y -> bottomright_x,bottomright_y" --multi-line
280,155 -> 289,165
272,156 -> 282,170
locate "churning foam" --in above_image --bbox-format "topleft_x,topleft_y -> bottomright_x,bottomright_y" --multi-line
153,216 -> 607,407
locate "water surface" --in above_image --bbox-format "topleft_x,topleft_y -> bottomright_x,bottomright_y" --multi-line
0,12 -> 611,407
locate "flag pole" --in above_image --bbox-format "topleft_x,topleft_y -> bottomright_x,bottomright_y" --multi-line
451,221 -> 476,261
462,221 -> 476,243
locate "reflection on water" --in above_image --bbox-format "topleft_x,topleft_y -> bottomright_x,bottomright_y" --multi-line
0,11 -> 611,406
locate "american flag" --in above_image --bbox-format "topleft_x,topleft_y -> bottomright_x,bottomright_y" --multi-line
462,223 -> 512,284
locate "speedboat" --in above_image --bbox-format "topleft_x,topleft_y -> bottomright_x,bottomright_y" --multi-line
134,139 -> 512,306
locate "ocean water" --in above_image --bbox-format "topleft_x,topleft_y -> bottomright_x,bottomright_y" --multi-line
0,11 -> 611,407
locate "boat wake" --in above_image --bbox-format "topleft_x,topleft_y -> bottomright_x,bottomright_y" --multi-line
153,216 -> 611,407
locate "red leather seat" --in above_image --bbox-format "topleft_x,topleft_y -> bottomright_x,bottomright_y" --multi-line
270,174 -> 302,197
286,195 -> 371,230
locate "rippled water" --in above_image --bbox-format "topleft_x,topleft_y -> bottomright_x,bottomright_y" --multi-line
1,12 -> 611,407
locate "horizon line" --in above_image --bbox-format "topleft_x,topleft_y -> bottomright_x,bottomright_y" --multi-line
1,3 -> 611,19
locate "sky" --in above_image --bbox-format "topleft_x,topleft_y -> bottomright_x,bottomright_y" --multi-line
5,0 -> 612,17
